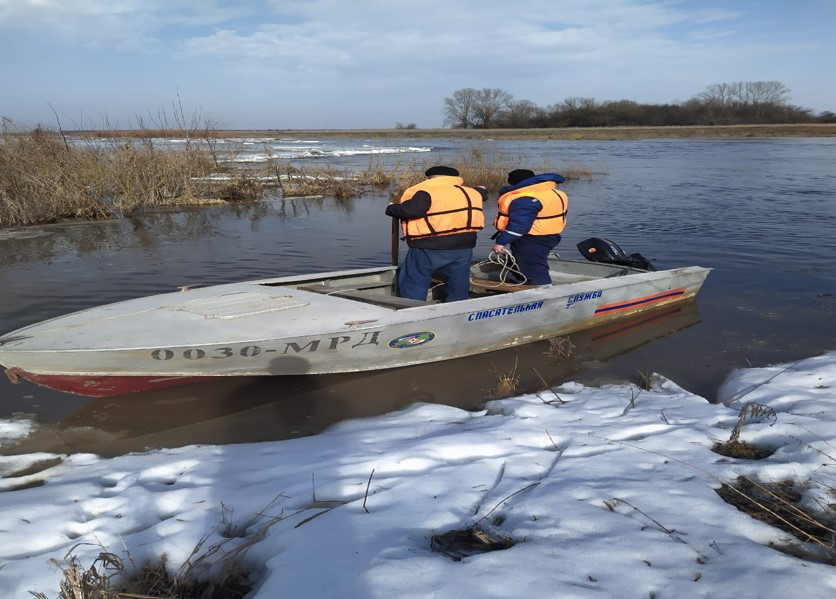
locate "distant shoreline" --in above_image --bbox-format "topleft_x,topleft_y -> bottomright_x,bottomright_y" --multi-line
73,123 -> 836,140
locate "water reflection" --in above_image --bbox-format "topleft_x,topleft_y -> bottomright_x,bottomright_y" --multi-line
0,201 -> 304,267
3,303 -> 700,458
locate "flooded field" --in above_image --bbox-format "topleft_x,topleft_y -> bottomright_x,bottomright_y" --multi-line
1,136 -> 834,456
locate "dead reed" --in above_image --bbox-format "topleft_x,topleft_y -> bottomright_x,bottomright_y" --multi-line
634,360 -> 654,390
431,525 -> 517,561
1,122 -> 591,228
547,335 -> 576,358
712,401 -> 777,459
492,358 -> 521,397
384,145 -> 584,198
27,498 -> 284,599
0,122 -> 219,227
271,163 -> 368,200
715,476 -> 835,564
709,402 -> 835,563
30,549 -> 252,599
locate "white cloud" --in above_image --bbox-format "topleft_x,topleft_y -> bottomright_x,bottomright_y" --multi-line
1,0 -> 833,127
0,0 -> 251,47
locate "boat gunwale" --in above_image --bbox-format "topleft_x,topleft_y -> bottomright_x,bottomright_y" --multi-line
0,263 -> 711,355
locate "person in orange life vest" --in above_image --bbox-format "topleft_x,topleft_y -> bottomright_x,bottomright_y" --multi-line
385,166 -> 486,302
492,168 -> 568,285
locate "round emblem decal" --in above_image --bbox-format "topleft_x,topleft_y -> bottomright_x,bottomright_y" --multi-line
388,331 -> 435,349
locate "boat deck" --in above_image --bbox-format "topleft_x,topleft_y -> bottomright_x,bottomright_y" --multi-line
297,283 -> 429,309
292,266 -> 609,310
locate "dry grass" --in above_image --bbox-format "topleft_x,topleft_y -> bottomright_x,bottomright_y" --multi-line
30,550 -> 252,599
1,121 -> 596,227
430,526 -> 517,561
712,402 -> 778,460
547,335 -> 575,359
712,440 -> 774,460
492,358 -> 521,398
230,145 -> 581,202
715,476 -> 835,564
18,120 -> 810,228
27,499 -> 282,599
0,124 -> 219,227
634,361 -> 654,390
213,173 -> 269,203
707,402 -> 835,563
273,163 -> 367,200
385,145 -> 584,198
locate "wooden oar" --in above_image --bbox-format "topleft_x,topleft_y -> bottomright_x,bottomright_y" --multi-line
390,195 -> 401,266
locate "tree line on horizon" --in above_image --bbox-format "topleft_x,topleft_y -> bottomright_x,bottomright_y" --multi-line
442,81 -> 836,129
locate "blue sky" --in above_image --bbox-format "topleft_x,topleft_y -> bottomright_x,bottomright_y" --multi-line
1,0 -> 833,129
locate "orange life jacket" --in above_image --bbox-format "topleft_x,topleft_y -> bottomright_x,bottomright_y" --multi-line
494,182 -> 568,236
400,176 -> 484,240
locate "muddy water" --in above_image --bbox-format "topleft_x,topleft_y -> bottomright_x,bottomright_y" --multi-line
1,137 -> 834,456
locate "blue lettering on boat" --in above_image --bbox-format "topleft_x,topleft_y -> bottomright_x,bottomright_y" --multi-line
467,300 -> 544,321
566,290 -> 603,308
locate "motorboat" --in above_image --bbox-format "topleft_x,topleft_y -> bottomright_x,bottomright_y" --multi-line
0,239 -> 710,398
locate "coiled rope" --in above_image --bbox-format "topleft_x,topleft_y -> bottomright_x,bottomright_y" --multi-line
470,250 -> 529,289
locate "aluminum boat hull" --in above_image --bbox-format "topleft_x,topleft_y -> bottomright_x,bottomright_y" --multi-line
0,256 -> 711,397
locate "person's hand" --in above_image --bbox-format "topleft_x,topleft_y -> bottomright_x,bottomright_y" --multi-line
493,244 -> 506,254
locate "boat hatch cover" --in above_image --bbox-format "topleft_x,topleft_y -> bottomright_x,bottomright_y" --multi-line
173,292 -> 309,319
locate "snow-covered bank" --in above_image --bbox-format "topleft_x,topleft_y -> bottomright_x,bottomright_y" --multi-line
2,352 -> 834,598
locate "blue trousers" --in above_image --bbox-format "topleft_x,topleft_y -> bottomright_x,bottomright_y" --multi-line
398,248 -> 473,302
510,234 -> 561,285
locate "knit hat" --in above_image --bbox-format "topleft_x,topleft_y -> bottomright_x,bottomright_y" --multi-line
507,169 -> 535,185
424,166 -> 459,177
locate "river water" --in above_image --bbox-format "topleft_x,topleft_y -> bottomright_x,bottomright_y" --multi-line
1,136 -> 834,457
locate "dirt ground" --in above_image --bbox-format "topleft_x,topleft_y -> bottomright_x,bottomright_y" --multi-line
76,123 -> 836,141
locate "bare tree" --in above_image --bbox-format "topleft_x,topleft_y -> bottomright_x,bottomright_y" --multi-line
553,97 -> 599,127
742,81 -> 791,115
442,80 -> 819,129
698,81 -> 790,108
443,88 -> 513,128
498,99 -> 543,128
744,81 -> 790,105
443,88 -> 479,128
696,81 -> 792,121
471,88 -> 513,128
698,82 -> 744,106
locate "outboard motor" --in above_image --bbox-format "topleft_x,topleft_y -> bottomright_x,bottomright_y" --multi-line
576,237 -> 656,271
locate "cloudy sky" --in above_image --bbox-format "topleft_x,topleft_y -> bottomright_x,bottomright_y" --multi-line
1,0 -> 833,130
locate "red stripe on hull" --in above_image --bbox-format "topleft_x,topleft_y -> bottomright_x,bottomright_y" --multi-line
8,369 -> 219,397
594,288 -> 687,316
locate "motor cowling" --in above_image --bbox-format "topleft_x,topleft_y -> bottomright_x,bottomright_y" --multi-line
576,237 -> 656,271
